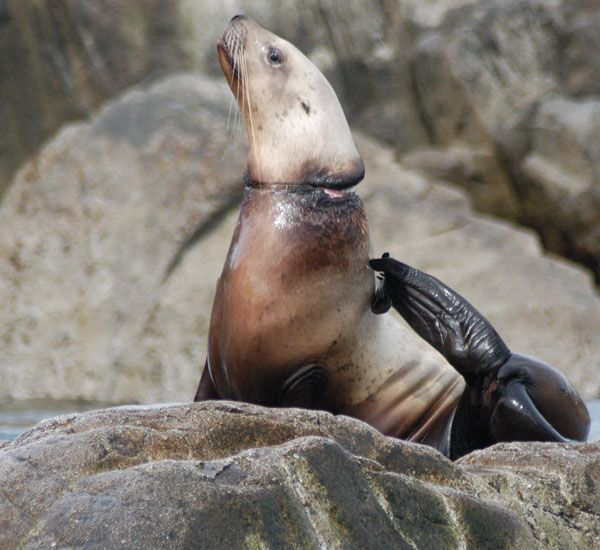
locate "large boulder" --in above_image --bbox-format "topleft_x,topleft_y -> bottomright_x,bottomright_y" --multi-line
0,402 -> 597,547
402,0 -> 600,281
0,73 -> 245,403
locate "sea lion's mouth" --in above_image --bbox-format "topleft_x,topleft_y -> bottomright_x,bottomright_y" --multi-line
323,187 -> 354,199
305,161 -> 364,197
217,39 -> 240,84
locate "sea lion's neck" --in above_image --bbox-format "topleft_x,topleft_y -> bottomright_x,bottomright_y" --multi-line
235,185 -> 369,261
208,184 -> 374,401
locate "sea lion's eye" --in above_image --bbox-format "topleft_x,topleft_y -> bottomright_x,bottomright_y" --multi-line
267,47 -> 283,66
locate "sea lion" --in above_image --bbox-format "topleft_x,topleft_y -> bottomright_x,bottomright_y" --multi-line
194,15 -> 590,459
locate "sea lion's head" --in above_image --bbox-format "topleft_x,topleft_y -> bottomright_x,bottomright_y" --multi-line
218,15 -> 364,193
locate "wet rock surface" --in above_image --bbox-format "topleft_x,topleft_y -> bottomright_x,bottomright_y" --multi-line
0,403 -> 597,548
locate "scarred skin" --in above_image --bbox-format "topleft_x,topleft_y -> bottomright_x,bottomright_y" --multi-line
195,15 -> 590,459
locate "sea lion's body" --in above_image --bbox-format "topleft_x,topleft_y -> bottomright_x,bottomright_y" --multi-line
196,15 -> 589,459
208,188 -> 463,448
205,185 -> 463,449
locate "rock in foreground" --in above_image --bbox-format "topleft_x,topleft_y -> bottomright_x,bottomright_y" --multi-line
0,403 -> 598,548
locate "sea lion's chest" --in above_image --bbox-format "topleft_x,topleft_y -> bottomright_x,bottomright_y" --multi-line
207,188 -> 373,403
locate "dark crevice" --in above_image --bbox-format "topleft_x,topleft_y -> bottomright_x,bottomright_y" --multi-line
408,58 -> 435,146
162,191 -> 242,282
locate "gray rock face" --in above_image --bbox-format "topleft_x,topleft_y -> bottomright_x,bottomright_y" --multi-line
512,96 -> 600,279
0,0 -> 193,197
0,73 -> 245,403
399,0 -> 600,282
0,403 -> 597,548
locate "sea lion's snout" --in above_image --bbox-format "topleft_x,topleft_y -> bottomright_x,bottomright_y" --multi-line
218,17 -> 249,85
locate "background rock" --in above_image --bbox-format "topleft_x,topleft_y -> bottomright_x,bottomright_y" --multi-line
0,0 -> 192,197
398,0 -> 600,283
510,95 -> 600,281
0,403 -> 597,548
0,73 -> 245,403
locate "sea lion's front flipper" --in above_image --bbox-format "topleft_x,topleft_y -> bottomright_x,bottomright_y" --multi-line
278,364 -> 329,408
193,360 -> 221,402
370,253 -> 590,458
369,253 -> 510,378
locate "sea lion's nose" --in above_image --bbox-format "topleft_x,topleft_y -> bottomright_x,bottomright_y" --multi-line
230,14 -> 247,23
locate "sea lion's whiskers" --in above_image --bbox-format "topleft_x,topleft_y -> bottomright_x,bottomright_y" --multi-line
233,37 -> 244,147
223,34 -> 242,159
222,94 -> 238,160
242,47 -> 260,176
225,34 -> 236,132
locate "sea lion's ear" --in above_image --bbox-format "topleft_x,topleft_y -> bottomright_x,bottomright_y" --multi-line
369,254 -> 510,377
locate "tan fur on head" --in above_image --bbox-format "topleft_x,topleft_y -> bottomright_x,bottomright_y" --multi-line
218,16 -> 364,187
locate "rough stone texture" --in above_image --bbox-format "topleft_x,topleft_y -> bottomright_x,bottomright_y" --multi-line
0,73 -> 245,403
0,0 -> 194,197
0,403 -> 598,548
510,95 -> 600,281
402,145 -> 518,219
403,0 -> 600,282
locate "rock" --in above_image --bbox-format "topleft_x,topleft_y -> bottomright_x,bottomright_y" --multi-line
555,0 -> 600,97
406,0 -> 559,219
401,145 -> 519,218
0,73 -> 245,403
512,95 -> 600,280
0,403 -> 597,547
403,0 -> 600,281
400,0 -> 479,28
0,0 -> 196,197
